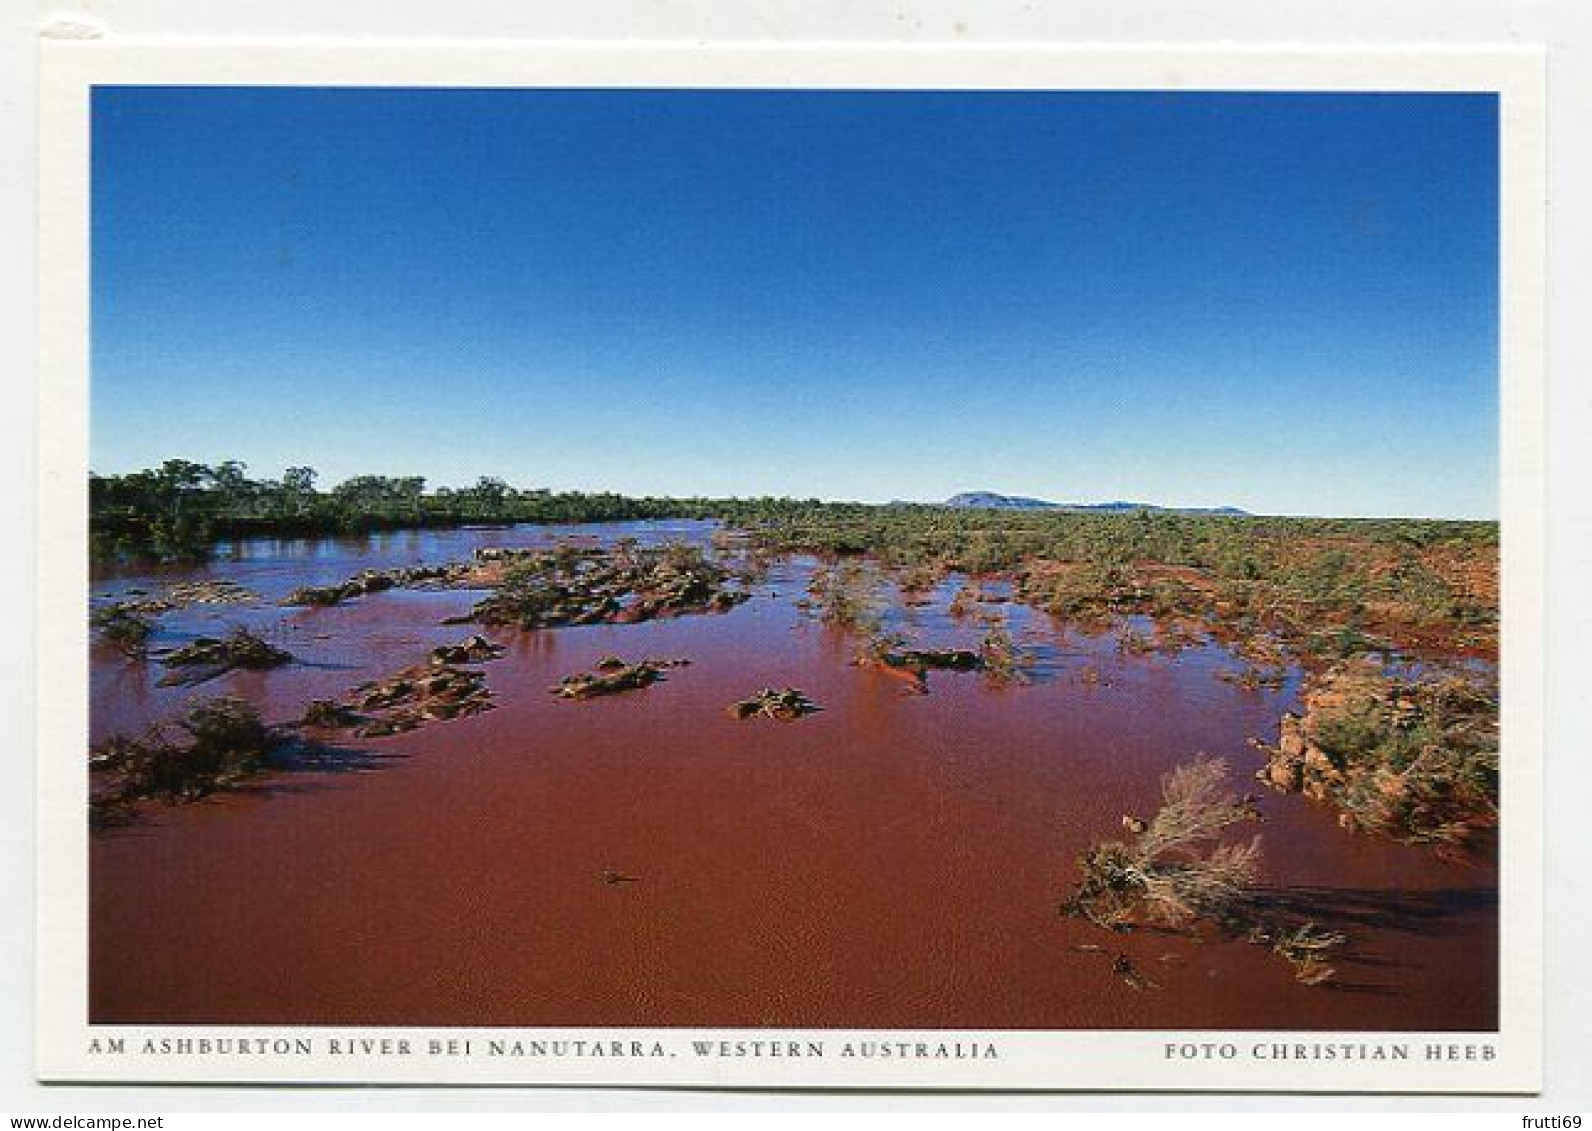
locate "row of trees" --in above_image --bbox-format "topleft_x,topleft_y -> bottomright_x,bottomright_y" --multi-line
90,459 -> 855,563
89,460 -> 738,563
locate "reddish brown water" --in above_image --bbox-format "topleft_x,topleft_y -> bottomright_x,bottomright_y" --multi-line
89,521 -> 1497,1029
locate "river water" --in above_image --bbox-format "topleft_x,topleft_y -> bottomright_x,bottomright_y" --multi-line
89,520 -> 1497,1029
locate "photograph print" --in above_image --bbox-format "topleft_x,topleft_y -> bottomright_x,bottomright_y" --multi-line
42,51 -> 1540,1090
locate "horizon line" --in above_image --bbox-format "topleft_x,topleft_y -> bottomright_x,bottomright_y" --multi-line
86,463 -> 1498,524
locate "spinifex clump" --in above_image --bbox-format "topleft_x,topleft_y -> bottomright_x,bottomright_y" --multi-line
156,626 -> 292,687
343,664 -> 495,738
90,696 -> 276,825
107,579 -> 260,614
979,624 -> 1032,685
853,637 -> 986,695
90,603 -> 153,657
1065,757 -> 1262,932
429,634 -> 505,666
727,687 -> 821,720
281,563 -> 473,608
552,657 -> 689,700
1063,756 -> 1348,986
470,541 -> 748,629
299,699 -> 363,729
800,560 -> 884,631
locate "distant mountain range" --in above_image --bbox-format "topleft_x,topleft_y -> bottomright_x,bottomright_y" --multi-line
938,491 -> 1249,517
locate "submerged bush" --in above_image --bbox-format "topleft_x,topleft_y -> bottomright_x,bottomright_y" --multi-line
90,603 -> 153,656
1062,757 -> 1344,986
979,624 -> 1031,684
1064,757 -> 1262,930
157,626 -> 292,686
471,540 -> 746,629
91,696 -> 275,820
727,686 -> 821,720
805,561 -> 882,631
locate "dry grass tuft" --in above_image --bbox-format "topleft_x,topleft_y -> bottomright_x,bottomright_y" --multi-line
1064,756 -> 1346,986
1065,756 -> 1261,930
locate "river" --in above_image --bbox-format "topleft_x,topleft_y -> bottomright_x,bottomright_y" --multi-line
89,520 -> 1497,1029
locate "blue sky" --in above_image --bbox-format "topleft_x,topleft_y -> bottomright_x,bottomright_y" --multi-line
91,88 -> 1499,518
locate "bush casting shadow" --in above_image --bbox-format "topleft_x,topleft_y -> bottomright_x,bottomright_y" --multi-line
90,700 -> 408,831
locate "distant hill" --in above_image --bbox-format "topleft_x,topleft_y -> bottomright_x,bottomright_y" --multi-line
943,491 -> 1057,510
940,491 -> 1248,517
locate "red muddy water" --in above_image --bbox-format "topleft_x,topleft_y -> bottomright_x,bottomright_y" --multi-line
89,521 -> 1497,1029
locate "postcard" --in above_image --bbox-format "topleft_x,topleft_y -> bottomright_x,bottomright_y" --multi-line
36,39 -> 1545,1091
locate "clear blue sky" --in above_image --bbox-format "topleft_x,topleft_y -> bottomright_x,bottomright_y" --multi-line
91,88 -> 1499,518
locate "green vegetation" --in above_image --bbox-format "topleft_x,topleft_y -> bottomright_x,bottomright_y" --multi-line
979,624 -> 1031,685
469,541 -> 747,628
90,460 -> 827,565
90,603 -> 153,656
552,658 -> 686,700
801,560 -> 884,632
727,687 -> 821,720
1258,660 -> 1498,850
736,503 -> 1497,663
91,697 -> 274,825
92,463 -> 1498,847
92,463 -> 1497,665
156,627 -> 292,687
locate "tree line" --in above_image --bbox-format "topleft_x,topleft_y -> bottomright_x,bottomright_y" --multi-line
88,459 -> 835,564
